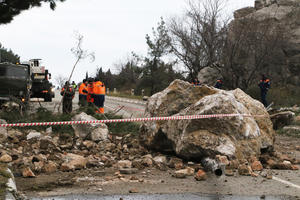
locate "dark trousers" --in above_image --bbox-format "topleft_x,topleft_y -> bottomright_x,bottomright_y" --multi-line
79,94 -> 87,106
94,95 -> 105,108
63,98 -> 72,114
261,92 -> 268,107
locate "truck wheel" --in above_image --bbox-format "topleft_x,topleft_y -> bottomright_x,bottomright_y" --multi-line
44,95 -> 52,102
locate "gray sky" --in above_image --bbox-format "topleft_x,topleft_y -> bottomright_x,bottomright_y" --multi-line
0,0 -> 254,85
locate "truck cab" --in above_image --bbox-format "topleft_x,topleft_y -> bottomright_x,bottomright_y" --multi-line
27,59 -> 54,102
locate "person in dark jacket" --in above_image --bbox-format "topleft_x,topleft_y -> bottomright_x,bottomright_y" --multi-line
214,79 -> 223,89
60,81 -> 75,114
191,78 -> 201,86
258,75 -> 270,107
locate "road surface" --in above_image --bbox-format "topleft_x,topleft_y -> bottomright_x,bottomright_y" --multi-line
29,90 -> 146,118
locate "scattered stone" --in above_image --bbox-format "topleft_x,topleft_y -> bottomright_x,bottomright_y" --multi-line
72,112 -> 109,141
129,188 -> 138,193
227,160 -> 239,170
174,170 -> 187,179
22,167 -> 35,178
153,155 -> 167,165
0,154 -> 12,163
26,131 -> 41,140
225,169 -> 234,176
94,170 -> 106,176
174,162 -> 184,170
291,165 -> 299,170
39,136 -> 57,151
83,140 -> 95,149
216,155 -> 230,166
175,167 -> 195,178
43,161 -> 57,173
251,161 -> 263,171
270,111 -> 295,130
238,164 -> 252,176
132,159 -> 144,170
46,127 -> 52,135
34,161 -> 44,173
142,157 -> 153,167
194,169 -> 207,181
61,153 -> 87,171
119,168 -> 138,175
117,160 -> 132,169
168,157 -> 183,169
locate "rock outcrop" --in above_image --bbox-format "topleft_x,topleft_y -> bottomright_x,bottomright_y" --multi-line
140,80 -> 275,161
233,0 -> 300,85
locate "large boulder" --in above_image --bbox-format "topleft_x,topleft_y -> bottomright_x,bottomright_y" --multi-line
140,80 -> 275,161
197,67 -> 220,86
72,112 -> 109,142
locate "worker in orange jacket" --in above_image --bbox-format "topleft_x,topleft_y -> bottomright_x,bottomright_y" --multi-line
78,79 -> 88,106
93,77 -> 105,113
87,78 -> 94,105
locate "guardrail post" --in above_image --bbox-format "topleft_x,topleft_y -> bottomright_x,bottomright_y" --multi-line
141,89 -> 144,96
114,88 -> 117,94
107,88 -> 109,94
131,89 -> 134,96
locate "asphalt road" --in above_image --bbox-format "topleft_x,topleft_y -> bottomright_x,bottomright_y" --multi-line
29,90 -> 146,118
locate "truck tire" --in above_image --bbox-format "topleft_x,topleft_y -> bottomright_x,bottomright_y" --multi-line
44,95 -> 52,102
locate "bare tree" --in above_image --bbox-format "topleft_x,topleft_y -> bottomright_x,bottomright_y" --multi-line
54,74 -> 68,88
167,0 -> 229,79
57,32 -> 95,112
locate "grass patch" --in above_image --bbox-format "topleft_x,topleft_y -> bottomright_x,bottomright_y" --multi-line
0,164 -> 10,199
77,106 -> 140,136
0,107 -> 74,136
277,128 -> 300,138
0,105 -> 141,137
246,85 -> 300,107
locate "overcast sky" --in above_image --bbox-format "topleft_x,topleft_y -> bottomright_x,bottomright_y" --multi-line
0,0 -> 254,85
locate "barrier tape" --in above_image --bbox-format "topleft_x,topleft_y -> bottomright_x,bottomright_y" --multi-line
0,113 -> 258,128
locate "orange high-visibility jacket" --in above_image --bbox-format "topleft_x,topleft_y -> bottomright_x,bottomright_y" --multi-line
93,81 -> 105,95
87,83 -> 94,102
79,83 -> 88,95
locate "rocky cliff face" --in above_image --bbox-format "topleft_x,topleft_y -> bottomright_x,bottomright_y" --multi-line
140,80 -> 275,162
233,0 -> 300,85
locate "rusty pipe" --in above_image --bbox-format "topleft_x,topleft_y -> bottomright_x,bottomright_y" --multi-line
201,157 -> 223,176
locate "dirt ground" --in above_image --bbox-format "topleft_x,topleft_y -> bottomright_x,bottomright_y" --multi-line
15,134 -> 300,199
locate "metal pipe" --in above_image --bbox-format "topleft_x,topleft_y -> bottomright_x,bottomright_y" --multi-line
201,157 -> 223,176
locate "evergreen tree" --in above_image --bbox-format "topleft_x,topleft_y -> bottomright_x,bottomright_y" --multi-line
0,0 -> 66,24
0,43 -> 20,63
139,18 -> 182,95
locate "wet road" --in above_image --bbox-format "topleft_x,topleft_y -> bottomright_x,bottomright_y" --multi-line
29,90 -> 146,118
31,193 -> 290,200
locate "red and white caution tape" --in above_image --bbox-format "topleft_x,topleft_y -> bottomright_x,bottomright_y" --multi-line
0,113 -> 259,128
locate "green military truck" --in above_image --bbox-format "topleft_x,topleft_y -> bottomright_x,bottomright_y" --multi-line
0,62 -> 31,105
